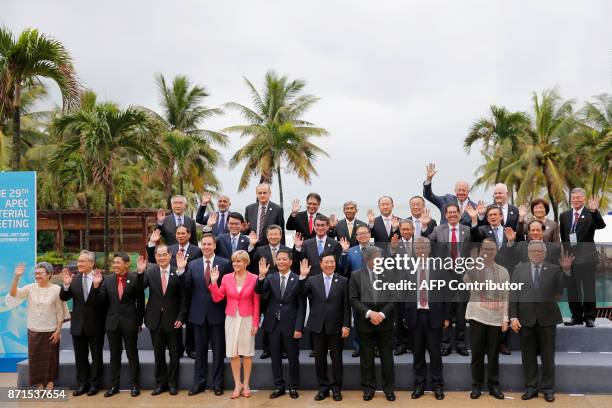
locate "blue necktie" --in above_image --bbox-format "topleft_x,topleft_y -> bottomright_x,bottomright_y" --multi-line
231,236 -> 237,252
218,212 -> 226,232
317,239 -> 324,255
324,275 -> 331,298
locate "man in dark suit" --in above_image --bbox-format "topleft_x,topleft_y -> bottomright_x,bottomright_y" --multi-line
255,248 -> 306,399
286,192 -> 323,240
480,183 -> 520,231
60,250 -> 106,397
350,246 -> 396,401
293,214 -> 342,276
329,200 -> 367,247
423,163 -> 476,225
300,251 -> 351,401
245,183 -> 286,245
407,196 -> 437,238
156,195 -> 198,246
407,237 -> 450,400
367,196 -> 400,244
137,246 -> 188,396
147,226 -> 203,266
470,204 -> 521,248
91,252 -> 145,398
196,192 -> 231,236
510,241 -> 574,402
215,212 -> 257,260
250,225 -> 291,359
179,234 -> 232,396
559,189 -> 606,327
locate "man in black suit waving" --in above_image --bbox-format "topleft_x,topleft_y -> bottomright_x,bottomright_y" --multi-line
215,212 -> 257,260
330,200 -> 367,247
137,246 -> 188,396
146,226 -> 203,267
156,195 -> 198,246
60,250 -> 106,397
255,248 -> 306,399
244,183 -> 286,245
367,196 -> 400,244
300,252 -> 351,401
287,193 -> 323,240
293,214 -> 342,276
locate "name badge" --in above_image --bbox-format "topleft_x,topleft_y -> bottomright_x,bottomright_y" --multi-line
569,233 -> 578,246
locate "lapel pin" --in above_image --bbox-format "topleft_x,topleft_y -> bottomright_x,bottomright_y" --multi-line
171,273 -> 175,276
327,243 -> 331,247
581,215 -> 585,219
510,211 -> 514,215
334,279 -> 338,282
127,280 -> 131,284
290,277 -> 294,281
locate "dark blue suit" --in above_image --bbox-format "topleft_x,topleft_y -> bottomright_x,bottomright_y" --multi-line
215,233 -> 251,260
195,208 -> 230,236
340,245 -> 367,278
423,181 -> 476,225
183,256 -> 231,389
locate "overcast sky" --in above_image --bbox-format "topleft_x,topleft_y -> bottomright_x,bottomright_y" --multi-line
5,0 -> 612,215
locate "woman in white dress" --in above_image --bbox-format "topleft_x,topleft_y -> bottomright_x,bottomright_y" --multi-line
209,250 -> 260,399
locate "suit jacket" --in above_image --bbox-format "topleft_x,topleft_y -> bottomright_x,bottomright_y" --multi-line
559,208 -> 606,264
195,207 -> 230,236
471,224 -> 521,246
479,204 -> 520,231
403,267 -> 450,330
286,211 -> 319,239
245,201 -> 286,245
294,236 -> 343,276
255,272 -> 305,336
407,216 -> 437,238
94,272 -> 145,332
216,233 -> 251,260
498,241 -> 561,271
370,215 -> 399,243
517,218 -> 560,243
330,218 -> 367,247
340,244 -> 372,278
249,244 -> 293,275
423,181 -> 476,225
143,264 -> 188,331
157,213 -> 198,246
302,273 -> 351,335
349,268 -> 396,333
426,223 -> 472,258
60,273 -> 107,336
209,272 -> 260,327
183,256 -> 232,326
146,242 -> 203,266
509,261 -> 570,327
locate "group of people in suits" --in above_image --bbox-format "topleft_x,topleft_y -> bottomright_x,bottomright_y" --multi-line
42,163 -> 606,402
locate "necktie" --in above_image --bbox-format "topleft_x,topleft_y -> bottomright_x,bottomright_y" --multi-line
572,211 -> 580,233
317,239 -> 324,255
179,247 -> 185,257
258,206 -> 267,240
177,216 -> 183,226
218,212 -> 226,232
419,268 -> 427,307
450,227 -> 458,260
325,275 -> 331,298
534,264 -> 540,289
82,274 -> 89,301
231,236 -> 237,252
161,269 -> 167,294
205,261 -> 211,286
347,221 -> 353,237
414,219 -> 421,237
280,274 -> 286,298
117,276 -> 125,300
308,214 -> 314,234
361,245 -> 367,253
493,227 -> 501,248
271,247 -> 277,266
384,218 -> 391,236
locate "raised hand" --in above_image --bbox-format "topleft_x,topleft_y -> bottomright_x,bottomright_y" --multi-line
519,204 -> 528,221
149,229 -> 161,244
341,327 -> 350,338
92,270 -> 103,288
559,248 -> 575,272
339,237 -> 350,252
391,216 -> 400,230
14,263 -> 26,279
201,191 -> 212,206
294,232 -> 304,248
62,267 -> 72,286
329,214 -> 338,228
299,259 -> 311,278
136,254 -> 147,274
258,258 -> 269,280
420,208 -> 432,226
477,200 -> 487,216
426,163 -> 438,182
367,209 -> 376,224
156,208 -> 166,223
207,211 -> 218,227
291,198 -> 301,216
176,249 -> 188,269
504,227 -> 516,242
390,233 -> 400,249
249,231 -> 258,247
588,196 -> 600,211
210,265 -> 220,283
465,203 -> 478,220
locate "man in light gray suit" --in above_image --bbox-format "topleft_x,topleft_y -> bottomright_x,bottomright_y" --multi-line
425,202 -> 472,357
423,163 -> 476,225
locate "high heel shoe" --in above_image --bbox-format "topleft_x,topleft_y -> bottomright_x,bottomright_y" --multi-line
231,384 -> 243,399
242,386 -> 252,398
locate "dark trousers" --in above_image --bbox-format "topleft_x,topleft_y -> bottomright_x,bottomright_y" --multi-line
72,333 -> 104,390
107,328 -> 140,387
193,320 -> 224,388
150,327 -> 182,387
184,322 -> 195,354
469,319 -> 501,388
358,327 -> 394,393
519,323 -> 556,393
352,309 -> 360,351
568,262 -> 597,321
442,301 -> 466,351
312,332 -> 343,392
393,304 -> 411,350
269,325 -> 300,389
413,310 -> 443,388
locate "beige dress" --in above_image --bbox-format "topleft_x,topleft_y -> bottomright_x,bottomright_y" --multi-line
224,287 -> 255,357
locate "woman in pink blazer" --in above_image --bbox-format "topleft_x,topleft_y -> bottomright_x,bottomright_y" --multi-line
209,250 -> 260,399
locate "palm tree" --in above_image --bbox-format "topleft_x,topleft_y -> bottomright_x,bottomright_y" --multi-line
464,105 -> 530,184
51,103 -> 157,271
0,27 -> 80,170
224,70 -> 328,208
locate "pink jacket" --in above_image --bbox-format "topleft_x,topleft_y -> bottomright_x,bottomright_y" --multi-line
209,272 -> 260,328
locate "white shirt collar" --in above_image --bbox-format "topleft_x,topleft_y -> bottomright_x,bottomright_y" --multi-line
204,255 -> 215,264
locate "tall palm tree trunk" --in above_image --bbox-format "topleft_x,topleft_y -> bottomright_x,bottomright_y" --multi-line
84,194 -> 91,250
113,203 -> 119,252
494,156 -> 503,184
104,183 -> 111,273
10,83 -> 21,171
276,165 -> 284,210
543,162 -> 559,222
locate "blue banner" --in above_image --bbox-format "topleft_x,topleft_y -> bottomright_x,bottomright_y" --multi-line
0,171 -> 37,355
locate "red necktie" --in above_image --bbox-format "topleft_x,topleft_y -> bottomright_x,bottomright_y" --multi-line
117,275 -> 125,300
419,268 -> 427,307
204,261 -> 211,286
308,214 -> 313,234
572,211 -> 580,233
451,227 -> 458,260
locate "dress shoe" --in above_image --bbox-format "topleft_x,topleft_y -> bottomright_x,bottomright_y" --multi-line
187,350 -> 197,359
309,351 -> 316,358
73,385 -> 88,396
470,387 -> 482,399
282,352 -> 288,359
544,392 -> 555,402
260,350 -> 271,359
363,390 -> 375,401
393,346 -> 407,356
434,388 -> 445,400
289,389 -> 299,399
521,390 -> 538,400
351,350 -> 360,358
440,348 -> 451,356
411,386 -> 424,399
586,319 -> 595,328
564,318 -> 584,326
499,344 -> 511,355
314,391 -> 329,401
374,349 -> 380,358
332,391 -> 342,401
151,385 -> 168,396
385,391 -> 396,401
188,383 -> 206,396
169,387 -> 178,395
489,387 -> 504,399
456,347 -> 469,356
104,386 -> 119,397
131,386 -> 140,397
214,388 -> 224,396
269,388 -> 286,398
86,387 -> 98,396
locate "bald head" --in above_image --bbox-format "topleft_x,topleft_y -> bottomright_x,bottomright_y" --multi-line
493,183 -> 509,205
454,181 -> 471,201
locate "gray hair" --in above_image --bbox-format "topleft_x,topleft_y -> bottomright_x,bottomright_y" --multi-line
364,246 -> 383,263
398,219 -> 414,229
155,244 -> 170,255
171,195 -> 187,204
455,181 -> 471,191
570,187 -> 586,197
34,262 -> 54,275
343,200 -> 358,210
79,250 -> 95,262
527,240 -> 547,252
